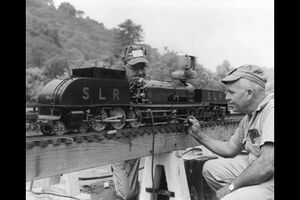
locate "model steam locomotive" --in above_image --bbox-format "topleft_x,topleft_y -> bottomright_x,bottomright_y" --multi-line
37,60 -> 228,136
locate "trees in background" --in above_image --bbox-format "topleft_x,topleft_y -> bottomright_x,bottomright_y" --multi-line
26,67 -> 46,102
112,19 -> 145,58
216,60 -> 231,80
58,2 -> 76,17
43,56 -> 68,80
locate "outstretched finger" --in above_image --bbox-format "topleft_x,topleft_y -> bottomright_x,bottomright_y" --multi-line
187,115 -> 197,121
188,117 -> 200,126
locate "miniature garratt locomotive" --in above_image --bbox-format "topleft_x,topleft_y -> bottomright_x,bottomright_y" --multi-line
37,56 -> 228,135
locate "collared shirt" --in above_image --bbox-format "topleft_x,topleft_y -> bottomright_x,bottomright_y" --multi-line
230,93 -> 274,163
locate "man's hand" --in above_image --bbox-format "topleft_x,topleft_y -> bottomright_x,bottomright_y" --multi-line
186,116 -> 200,137
216,185 -> 232,200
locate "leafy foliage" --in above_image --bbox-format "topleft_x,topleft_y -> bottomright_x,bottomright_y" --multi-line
58,2 -> 76,17
112,19 -> 144,57
43,55 -> 68,80
26,67 -> 46,102
216,60 -> 231,80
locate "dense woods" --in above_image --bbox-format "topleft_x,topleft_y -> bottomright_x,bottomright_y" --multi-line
26,0 -> 273,103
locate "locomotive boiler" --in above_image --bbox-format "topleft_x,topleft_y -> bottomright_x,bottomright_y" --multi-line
37,62 -> 228,136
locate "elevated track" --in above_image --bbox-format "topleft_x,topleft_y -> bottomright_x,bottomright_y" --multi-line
26,115 -> 243,181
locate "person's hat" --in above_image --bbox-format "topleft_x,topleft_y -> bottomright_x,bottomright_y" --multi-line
221,64 -> 267,88
120,45 -> 149,66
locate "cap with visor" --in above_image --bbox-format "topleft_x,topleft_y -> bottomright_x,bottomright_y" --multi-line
221,64 -> 268,89
120,45 -> 149,67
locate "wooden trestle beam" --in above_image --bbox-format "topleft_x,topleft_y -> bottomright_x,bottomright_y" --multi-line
26,122 -> 239,181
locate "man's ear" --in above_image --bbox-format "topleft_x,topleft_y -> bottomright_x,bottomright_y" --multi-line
246,88 -> 254,100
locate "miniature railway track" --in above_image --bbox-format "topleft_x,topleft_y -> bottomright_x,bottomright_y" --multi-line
26,117 -> 243,149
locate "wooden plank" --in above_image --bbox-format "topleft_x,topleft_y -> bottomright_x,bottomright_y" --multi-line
26,123 -> 238,181
140,152 -> 191,200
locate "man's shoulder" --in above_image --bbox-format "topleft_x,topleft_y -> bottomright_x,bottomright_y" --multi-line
259,95 -> 274,127
266,93 -> 274,106
257,93 -> 274,116
263,96 -> 274,114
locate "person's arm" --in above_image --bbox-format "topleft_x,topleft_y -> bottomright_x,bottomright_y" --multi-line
216,142 -> 274,199
231,106 -> 274,189
231,142 -> 274,188
187,117 -> 243,157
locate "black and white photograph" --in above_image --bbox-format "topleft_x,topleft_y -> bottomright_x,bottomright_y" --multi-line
26,0 -> 274,199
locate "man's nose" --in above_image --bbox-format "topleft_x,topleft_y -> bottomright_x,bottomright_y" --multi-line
137,70 -> 145,76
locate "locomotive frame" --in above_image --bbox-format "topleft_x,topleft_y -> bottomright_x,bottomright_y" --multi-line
37,67 -> 229,136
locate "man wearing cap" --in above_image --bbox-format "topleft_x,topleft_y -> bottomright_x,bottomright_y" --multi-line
111,44 -> 149,200
187,65 -> 274,199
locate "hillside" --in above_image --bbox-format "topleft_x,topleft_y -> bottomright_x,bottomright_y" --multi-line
26,0 -> 116,69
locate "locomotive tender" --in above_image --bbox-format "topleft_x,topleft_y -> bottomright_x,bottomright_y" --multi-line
37,66 -> 228,136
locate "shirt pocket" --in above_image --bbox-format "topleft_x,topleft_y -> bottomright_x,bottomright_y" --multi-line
248,128 -> 261,146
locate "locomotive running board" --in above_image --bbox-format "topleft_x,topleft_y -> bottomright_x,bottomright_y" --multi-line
38,115 -> 60,120
132,103 -> 210,108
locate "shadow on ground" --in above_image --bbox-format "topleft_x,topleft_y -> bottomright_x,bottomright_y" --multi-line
81,180 -> 121,200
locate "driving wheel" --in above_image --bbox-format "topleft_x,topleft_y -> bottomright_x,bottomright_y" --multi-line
91,109 -> 108,132
110,107 -> 126,130
127,109 -> 142,128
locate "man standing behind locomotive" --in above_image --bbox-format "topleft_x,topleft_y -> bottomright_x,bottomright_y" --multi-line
111,44 -> 149,200
187,65 -> 274,200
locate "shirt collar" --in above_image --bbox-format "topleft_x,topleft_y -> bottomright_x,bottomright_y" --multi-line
252,93 -> 274,115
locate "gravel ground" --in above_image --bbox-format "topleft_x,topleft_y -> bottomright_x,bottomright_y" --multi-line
80,179 -> 121,200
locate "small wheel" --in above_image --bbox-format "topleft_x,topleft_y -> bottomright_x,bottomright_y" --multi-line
110,107 -> 126,130
79,122 -> 89,133
53,121 -> 66,135
127,110 -> 141,128
91,109 -> 108,132
40,123 -> 53,136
